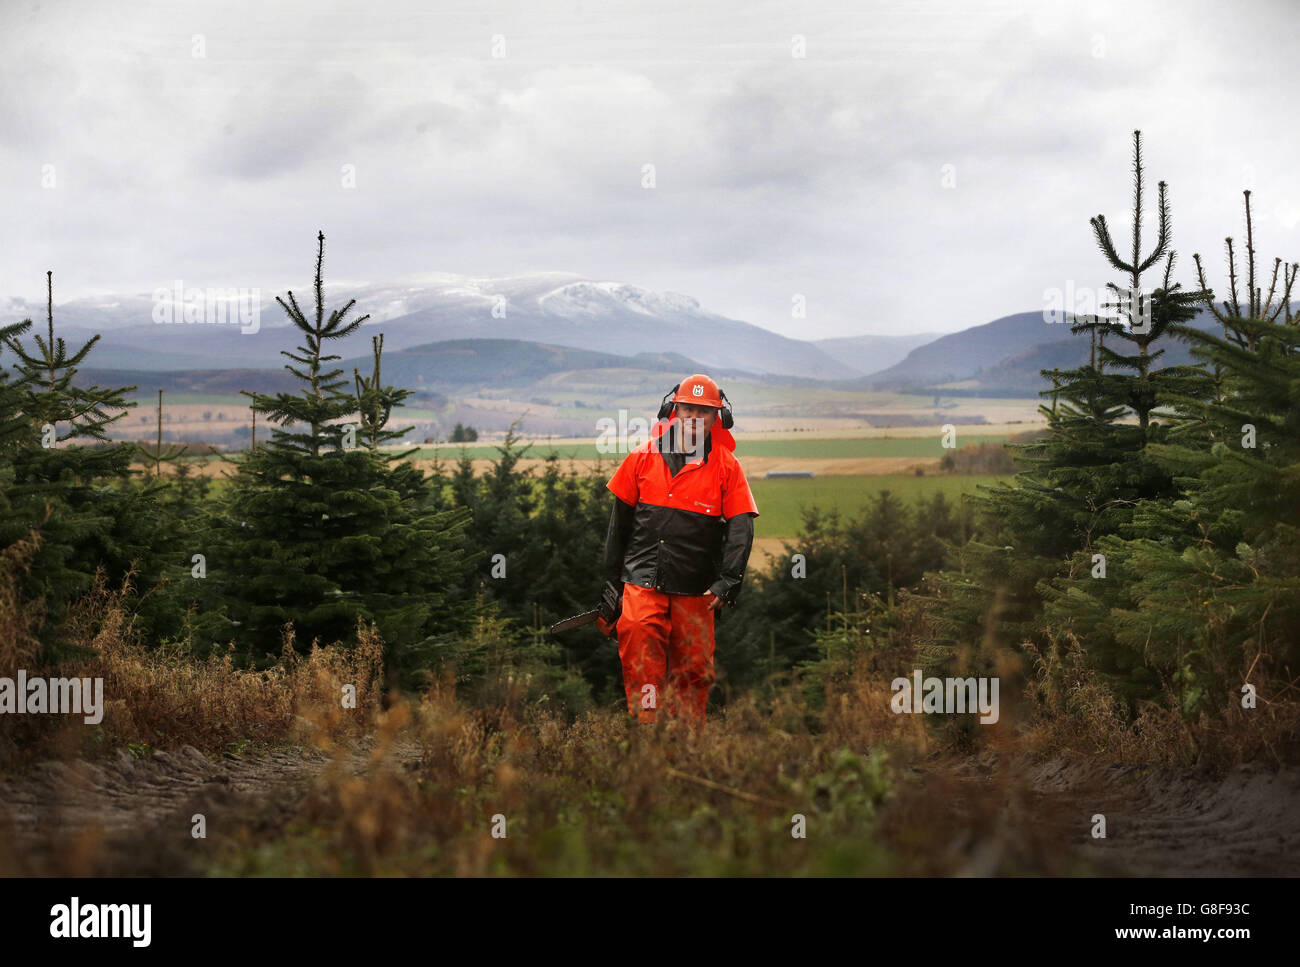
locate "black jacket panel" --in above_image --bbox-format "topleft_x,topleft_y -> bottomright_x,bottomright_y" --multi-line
707,512 -> 756,604
619,500 -> 727,595
603,496 -> 636,585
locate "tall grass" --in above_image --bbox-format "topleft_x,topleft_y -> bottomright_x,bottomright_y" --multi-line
0,547 -> 384,770
205,606 -> 1098,876
1020,630 -> 1300,771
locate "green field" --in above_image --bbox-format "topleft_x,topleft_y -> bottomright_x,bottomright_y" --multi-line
128,393 -> 245,406
187,468 -> 1006,537
410,433 -> 1011,462
134,393 -> 447,423
729,434 -> 1009,459
748,474 -> 1007,537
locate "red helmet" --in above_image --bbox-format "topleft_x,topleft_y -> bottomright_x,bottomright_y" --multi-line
670,373 -> 722,409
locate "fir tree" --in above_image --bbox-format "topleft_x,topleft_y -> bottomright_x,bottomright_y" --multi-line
136,390 -> 188,479
1041,186 -> 1298,714
1193,189 -> 1299,350
126,391 -> 220,649
719,491 -> 965,694
0,317 -> 36,580
922,131 -> 1209,700
1030,130 -> 1206,553
0,317 -> 34,469
0,272 -> 151,656
193,233 -> 474,679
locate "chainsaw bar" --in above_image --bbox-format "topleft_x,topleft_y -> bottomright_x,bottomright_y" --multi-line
550,608 -> 601,635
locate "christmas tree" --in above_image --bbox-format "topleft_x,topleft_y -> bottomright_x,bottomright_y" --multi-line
0,272 -> 152,658
925,131 -> 1208,701
192,233 -> 473,679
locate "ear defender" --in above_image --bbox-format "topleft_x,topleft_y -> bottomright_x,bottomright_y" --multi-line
657,384 -> 680,421
719,389 -> 734,429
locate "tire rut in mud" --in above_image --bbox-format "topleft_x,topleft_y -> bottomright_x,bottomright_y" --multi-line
1028,757 -> 1300,875
0,745 -> 389,874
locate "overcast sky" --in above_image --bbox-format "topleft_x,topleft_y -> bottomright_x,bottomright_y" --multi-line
2,0 -> 1297,340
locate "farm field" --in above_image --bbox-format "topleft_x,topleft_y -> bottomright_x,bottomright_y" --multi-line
409,431 -> 1014,463
179,460 -> 1009,576
163,426 -> 1021,473
748,473 -> 1005,538
745,473 -> 1007,571
111,383 -> 1044,451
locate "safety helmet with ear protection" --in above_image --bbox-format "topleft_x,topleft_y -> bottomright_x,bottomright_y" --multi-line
657,373 -> 734,430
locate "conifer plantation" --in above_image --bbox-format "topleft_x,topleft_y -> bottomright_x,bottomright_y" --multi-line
1,138 -> 1296,875
913,132 -> 1299,750
0,273 -> 158,662
183,233 -> 480,691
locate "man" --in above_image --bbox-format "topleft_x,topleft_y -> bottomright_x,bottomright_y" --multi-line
598,374 -> 759,728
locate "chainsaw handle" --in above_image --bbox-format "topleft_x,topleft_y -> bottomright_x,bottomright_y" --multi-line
599,580 -> 623,625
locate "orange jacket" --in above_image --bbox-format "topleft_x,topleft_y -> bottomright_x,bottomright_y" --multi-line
605,416 -> 759,599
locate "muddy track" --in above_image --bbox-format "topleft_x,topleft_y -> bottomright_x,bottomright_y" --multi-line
897,754 -> 1300,876
1029,758 -> 1300,875
1,744 -> 1296,875
0,742 -> 421,875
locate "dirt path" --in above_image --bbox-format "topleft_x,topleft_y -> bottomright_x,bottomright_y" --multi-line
1,743 -> 1295,875
889,753 -> 1300,875
0,742 -> 420,875
1027,757 -> 1300,875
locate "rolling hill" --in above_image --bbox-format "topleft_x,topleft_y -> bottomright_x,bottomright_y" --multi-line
854,308 -> 1236,395
337,338 -> 720,388
811,332 -> 943,374
75,338 -> 724,411
3,273 -> 860,380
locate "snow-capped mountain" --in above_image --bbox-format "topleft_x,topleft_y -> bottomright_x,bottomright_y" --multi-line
0,272 -> 861,379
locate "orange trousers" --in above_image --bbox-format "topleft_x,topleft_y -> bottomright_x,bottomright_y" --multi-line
616,583 -> 716,727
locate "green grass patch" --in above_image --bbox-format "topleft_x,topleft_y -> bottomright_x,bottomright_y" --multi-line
732,434 -> 1008,459
165,461 -> 1006,537
126,393 -> 246,406
749,474 -> 1007,538
408,433 -> 1011,463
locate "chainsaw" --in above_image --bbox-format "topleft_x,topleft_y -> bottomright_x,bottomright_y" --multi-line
549,607 -> 606,636
550,581 -> 622,639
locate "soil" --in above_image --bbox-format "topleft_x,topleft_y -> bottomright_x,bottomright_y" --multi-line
0,743 -> 413,875
1,744 -> 1295,875
1027,757 -> 1300,875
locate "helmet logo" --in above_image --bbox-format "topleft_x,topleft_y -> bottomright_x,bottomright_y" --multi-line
692,384 -> 703,397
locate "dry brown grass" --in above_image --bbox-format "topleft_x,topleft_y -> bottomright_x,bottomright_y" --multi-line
209,600 -> 1045,876
203,619 -> 1118,876
0,526 -> 59,765
211,659 -> 935,875
1019,630 -> 1300,770
4,524 -> 1294,873
0,557 -> 385,770
0,528 -> 44,674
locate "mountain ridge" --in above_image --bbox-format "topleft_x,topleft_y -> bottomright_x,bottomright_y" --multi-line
3,273 -> 859,380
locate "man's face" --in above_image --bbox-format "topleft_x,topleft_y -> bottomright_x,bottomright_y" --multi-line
675,402 -> 718,456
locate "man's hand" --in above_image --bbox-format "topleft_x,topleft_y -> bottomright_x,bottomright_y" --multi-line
703,590 -> 726,611
600,581 -> 624,625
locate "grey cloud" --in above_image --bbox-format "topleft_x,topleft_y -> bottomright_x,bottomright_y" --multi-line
1,0 -> 1298,344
